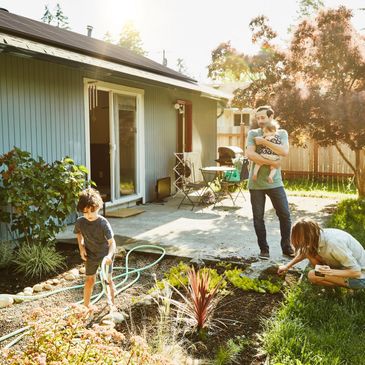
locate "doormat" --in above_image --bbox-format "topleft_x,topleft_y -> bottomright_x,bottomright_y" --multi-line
106,208 -> 145,218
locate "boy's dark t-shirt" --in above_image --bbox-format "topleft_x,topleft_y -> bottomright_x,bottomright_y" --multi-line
73,216 -> 113,260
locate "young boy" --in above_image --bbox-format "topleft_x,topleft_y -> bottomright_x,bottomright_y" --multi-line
252,120 -> 282,183
74,188 -> 116,309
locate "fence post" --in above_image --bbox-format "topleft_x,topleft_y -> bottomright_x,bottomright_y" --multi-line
313,141 -> 319,178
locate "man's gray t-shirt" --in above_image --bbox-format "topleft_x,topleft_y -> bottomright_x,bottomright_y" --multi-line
74,216 -> 113,260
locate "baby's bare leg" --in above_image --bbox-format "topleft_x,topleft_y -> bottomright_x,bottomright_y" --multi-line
252,163 -> 261,181
267,167 -> 277,183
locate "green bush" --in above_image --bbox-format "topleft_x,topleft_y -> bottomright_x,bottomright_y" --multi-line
0,147 -> 88,244
13,243 -> 65,279
0,240 -> 14,269
328,198 -> 365,245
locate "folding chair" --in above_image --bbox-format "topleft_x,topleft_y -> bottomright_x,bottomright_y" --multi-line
177,161 -> 207,210
221,157 -> 249,205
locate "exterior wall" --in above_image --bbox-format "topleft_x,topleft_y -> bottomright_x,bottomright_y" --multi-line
0,54 -> 85,163
0,53 -> 218,207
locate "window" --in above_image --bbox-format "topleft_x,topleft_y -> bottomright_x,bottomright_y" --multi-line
234,113 -> 250,127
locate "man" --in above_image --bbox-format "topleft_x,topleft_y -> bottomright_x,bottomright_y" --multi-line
245,105 -> 294,259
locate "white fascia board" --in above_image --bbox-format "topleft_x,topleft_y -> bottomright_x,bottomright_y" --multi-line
0,32 -> 232,100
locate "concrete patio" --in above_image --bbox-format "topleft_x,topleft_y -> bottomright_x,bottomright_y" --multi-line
58,192 -> 338,265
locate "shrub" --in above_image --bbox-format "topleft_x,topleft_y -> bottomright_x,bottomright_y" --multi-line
2,305 -> 172,365
0,240 -> 14,269
13,242 -> 65,279
329,198 -> 365,245
0,147 -> 88,245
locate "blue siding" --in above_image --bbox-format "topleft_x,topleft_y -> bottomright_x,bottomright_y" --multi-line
0,53 -> 218,240
0,54 -> 85,163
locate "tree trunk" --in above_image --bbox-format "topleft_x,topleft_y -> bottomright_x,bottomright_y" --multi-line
355,149 -> 365,198
335,144 -> 365,198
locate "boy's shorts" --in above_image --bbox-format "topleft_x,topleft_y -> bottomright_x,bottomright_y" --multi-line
85,257 -> 114,276
346,277 -> 365,289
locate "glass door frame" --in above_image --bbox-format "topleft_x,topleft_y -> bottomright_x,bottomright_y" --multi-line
84,78 -> 145,205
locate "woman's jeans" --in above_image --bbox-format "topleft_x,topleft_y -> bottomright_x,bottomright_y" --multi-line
249,186 -> 291,253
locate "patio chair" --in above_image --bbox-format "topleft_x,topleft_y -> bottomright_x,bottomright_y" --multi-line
177,160 -> 207,210
221,157 -> 249,205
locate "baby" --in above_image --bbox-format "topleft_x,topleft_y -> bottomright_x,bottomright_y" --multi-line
253,120 -> 282,183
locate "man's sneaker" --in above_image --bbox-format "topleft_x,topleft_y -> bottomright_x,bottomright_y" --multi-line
282,247 -> 295,258
259,250 -> 270,260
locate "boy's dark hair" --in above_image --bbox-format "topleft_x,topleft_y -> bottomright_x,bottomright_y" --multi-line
255,105 -> 274,118
77,188 -> 103,212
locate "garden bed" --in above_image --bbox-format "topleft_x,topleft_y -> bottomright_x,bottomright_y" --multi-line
0,243 -> 293,364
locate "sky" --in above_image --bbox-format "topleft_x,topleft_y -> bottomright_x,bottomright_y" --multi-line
1,0 -> 364,82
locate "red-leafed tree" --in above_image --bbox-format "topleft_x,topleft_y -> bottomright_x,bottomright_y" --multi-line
208,7 -> 365,196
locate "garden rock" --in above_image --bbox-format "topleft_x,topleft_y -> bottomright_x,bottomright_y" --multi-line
44,284 -> 53,290
52,279 -> 60,285
115,246 -> 126,258
64,273 -> 76,281
242,261 -> 279,280
79,267 -> 86,274
69,268 -> 80,278
14,293 -> 24,303
0,294 -> 14,308
32,284 -> 43,292
23,287 -> 33,296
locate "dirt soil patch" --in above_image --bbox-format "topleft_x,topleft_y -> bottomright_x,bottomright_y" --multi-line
0,243 -> 291,364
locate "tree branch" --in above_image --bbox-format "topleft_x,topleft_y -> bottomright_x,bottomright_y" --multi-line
335,142 -> 356,173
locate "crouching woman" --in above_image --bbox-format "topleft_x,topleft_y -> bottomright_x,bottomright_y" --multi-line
278,218 -> 365,289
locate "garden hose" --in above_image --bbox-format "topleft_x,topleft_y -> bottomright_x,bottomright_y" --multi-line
0,244 -> 166,348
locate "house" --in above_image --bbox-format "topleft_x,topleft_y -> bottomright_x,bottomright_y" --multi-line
214,82 -> 252,149
0,9 -> 231,209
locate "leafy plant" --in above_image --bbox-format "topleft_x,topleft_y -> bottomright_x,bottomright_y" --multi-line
214,336 -> 249,365
13,243 -> 65,279
329,198 -> 365,246
0,147 -> 88,244
225,268 -> 282,294
169,266 -> 224,336
3,305 -> 172,365
0,240 -> 14,269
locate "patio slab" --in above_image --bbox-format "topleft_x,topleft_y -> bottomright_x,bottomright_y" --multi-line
57,192 -> 338,266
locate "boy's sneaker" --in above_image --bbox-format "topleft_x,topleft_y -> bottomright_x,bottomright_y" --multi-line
259,250 -> 270,260
282,248 -> 295,258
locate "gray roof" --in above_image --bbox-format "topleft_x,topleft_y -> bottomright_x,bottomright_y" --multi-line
0,9 -> 196,83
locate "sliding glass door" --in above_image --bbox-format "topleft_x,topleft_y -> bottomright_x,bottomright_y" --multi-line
113,94 -> 137,199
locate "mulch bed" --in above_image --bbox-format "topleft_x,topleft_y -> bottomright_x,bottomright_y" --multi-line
0,243 -> 290,364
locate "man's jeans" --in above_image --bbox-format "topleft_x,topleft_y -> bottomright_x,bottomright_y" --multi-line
249,186 -> 291,253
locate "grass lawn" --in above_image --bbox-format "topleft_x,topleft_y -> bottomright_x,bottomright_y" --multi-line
262,282 -> 365,365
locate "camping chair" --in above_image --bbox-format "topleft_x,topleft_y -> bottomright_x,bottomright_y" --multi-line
221,157 -> 249,205
177,160 -> 207,210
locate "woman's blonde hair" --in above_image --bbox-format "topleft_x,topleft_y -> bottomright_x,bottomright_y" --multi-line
291,218 -> 322,256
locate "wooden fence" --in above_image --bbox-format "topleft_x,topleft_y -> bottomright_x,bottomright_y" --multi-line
217,127 -> 356,180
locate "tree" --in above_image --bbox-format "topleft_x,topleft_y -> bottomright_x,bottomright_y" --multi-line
41,3 -> 69,29
103,31 -> 115,44
54,3 -> 69,29
296,0 -> 324,18
207,7 -> 365,196
274,7 -> 365,196
118,21 -> 147,56
41,5 -> 53,24
176,58 -> 187,74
